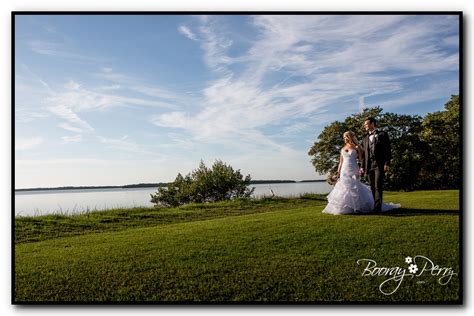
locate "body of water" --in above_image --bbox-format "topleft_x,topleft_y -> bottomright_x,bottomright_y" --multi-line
14,182 -> 332,217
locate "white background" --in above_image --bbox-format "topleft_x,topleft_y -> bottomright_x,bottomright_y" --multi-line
1,0 -> 472,315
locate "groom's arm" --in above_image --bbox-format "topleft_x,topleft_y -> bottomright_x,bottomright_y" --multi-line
384,133 -> 391,168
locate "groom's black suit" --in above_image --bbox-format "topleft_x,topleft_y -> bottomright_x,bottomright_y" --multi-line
361,129 -> 391,213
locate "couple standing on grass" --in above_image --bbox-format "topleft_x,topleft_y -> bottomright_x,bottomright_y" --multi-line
323,117 -> 400,215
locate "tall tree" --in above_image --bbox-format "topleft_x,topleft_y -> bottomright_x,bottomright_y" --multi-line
308,107 -> 383,177
382,113 -> 427,190
308,107 -> 427,191
419,95 -> 460,189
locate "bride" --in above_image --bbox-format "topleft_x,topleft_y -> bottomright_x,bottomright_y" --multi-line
322,131 -> 400,215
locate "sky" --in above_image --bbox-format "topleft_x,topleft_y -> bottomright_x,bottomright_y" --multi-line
14,14 -> 460,189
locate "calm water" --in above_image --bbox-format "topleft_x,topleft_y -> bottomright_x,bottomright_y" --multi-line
14,182 -> 332,217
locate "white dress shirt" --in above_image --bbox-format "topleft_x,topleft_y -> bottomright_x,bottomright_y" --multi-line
369,129 -> 378,143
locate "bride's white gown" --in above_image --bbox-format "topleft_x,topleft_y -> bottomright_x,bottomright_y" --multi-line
322,149 -> 400,215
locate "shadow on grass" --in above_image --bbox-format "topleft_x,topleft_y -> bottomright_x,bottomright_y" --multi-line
374,208 -> 459,217
339,208 -> 459,217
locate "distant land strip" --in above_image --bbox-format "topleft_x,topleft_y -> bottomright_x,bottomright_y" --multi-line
15,180 -> 326,192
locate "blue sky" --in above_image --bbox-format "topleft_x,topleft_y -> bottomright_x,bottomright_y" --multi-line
15,14 -> 459,188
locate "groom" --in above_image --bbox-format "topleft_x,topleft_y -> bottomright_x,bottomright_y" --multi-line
360,117 -> 391,213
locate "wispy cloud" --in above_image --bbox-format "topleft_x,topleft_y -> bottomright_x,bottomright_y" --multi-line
57,123 -> 84,133
15,15 -> 459,187
47,103 -> 95,133
152,15 -> 459,154
16,158 -> 117,167
372,79 -> 459,110
15,108 -> 49,123
27,40 -> 106,63
132,85 -> 180,101
198,18 -> 234,73
18,63 -> 55,95
97,135 -> 166,158
61,134 -> 83,143
281,122 -> 313,136
47,75 -> 180,134
16,136 -> 44,151
178,25 -> 198,41
96,68 -> 185,104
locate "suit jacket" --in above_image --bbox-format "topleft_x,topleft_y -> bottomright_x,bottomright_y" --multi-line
360,130 -> 391,171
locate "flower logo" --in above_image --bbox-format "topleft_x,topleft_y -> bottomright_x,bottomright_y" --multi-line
405,256 -> 412,264
408,264 -> 418,274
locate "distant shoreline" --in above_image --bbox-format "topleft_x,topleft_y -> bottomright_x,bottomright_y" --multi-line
15,180 -> 326,192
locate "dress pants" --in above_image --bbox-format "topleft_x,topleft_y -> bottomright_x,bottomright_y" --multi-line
368,166 -> 384,213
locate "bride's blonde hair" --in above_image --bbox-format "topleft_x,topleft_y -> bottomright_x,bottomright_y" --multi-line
343,131 -> 360,148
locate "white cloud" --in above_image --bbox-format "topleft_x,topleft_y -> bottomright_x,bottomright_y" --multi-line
97,84 -> 122,91
15,15 -> 459,187
281,122 -> 312,135
443,35 -> 459,47
46,76 -> 180,134
16,158 -> 116,167
27,40 -> 101,62
28,40 -> 66,56
198,18 -> 234,72
371,79 -> 460,110
47,103 -> 95,133
58,123 -> 85,133
151,111 -> 191,129
17,64 -> 184,154
15,109 -> 49,123
64,80 -> 81,90
19,63 -> 55,95
97,67 -> 134,83
16,137 -> 44,151
96,68 -> 184,105
131,85 -> 179,102
61,135 -> 83,143
97,135 -> 166,158
152,15 -> 458,154
178,25 -> 198,41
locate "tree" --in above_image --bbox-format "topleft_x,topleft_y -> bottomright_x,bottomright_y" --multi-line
381,113 -> 427,190
308,107 -> 385,177
308,107 -> 427,191
308,95 -> 461,191
419,95 -> 460,189
150,160 -> 255,207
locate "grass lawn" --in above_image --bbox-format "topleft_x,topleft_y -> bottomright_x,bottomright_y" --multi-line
14,190 -> 460,303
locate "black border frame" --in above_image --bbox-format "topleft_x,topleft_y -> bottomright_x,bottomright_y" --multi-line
11,10 -> 464,306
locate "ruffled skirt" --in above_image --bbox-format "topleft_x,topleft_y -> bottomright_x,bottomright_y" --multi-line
322,174 -> 374,215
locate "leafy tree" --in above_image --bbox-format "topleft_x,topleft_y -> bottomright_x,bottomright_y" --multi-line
419,95 -> 460,189
382,113 -> 427,190
308,107 -> 383,179
308,120 -> 347,177
308,107 -> 426,190
150,160 -> 254,207
308,95 -> 460,191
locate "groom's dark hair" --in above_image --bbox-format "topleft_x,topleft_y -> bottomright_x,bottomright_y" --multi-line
366,117 -> 377,126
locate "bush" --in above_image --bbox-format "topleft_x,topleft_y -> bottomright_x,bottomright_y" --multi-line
150,160 -> 255,207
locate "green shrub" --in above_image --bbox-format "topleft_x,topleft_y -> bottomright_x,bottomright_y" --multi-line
150,160 -> 255,207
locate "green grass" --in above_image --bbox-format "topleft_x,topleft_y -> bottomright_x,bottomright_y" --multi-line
15,194 -> 327,244
14,190 -> 460,303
